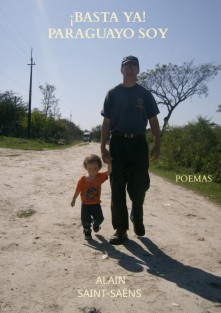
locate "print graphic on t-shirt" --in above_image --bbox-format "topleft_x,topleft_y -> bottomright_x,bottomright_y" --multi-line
83,187 -> 99,201
135,98 -> 144,110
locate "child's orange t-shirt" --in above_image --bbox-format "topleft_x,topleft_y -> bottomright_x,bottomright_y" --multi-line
76,172 -> 108,204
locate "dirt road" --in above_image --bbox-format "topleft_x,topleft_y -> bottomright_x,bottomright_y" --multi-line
0,142 -> 220,313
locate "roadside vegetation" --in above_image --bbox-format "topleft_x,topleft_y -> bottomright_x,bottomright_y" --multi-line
148,117 -> 221,206
0,136 -> 81,151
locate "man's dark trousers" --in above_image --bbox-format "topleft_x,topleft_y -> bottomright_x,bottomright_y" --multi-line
109,135 -> 150,231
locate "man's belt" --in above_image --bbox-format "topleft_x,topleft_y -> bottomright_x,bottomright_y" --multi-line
111,131 -> 145,139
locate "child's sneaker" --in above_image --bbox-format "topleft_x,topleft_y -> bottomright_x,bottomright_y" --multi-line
93,224 -> 101,233
83,228 -> 92,240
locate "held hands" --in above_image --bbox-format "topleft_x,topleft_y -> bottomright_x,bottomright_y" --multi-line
101,147 -> 112,164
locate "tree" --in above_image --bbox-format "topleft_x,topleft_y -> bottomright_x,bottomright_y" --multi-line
39,83 -> 61,119
217,104 -> 221,113
31,109 -> 47,139
60,119 -> 83,140
0,90 -> 27,137
138,61 -> 221,136
91,125 -> 102,142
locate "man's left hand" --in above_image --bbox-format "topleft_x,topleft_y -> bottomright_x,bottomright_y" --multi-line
150,143 -> 160,161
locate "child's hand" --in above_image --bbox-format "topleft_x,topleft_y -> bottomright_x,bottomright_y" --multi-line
71,199 -> 75,207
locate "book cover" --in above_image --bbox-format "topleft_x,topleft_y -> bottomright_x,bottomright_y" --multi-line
0,1 -> 220,313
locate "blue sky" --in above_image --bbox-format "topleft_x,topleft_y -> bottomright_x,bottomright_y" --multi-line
1,0 -> 221,131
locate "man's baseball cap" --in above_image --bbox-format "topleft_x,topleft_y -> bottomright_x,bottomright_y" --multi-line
121,56 -> 139,69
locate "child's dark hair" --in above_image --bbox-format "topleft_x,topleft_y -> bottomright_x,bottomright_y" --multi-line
83,154 -> 102,170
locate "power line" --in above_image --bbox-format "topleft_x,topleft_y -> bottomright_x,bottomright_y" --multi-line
0,25 -> 28,58
0,7 -> 41,106
0,68 -> 27,91
0,7 -> 32,49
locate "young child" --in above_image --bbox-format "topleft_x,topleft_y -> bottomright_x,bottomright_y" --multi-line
71,154 -> 112,240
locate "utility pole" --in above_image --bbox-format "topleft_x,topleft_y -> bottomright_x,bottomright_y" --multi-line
14,96 -> 17,137
27,48 -> 36,138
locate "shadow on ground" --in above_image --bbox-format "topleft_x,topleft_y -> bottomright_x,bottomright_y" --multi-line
86,235 -> 221,304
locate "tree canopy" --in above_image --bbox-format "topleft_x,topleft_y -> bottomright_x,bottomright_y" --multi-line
0,90 -> 27,137
39,83 -> 61,119
138,61 -> 221,135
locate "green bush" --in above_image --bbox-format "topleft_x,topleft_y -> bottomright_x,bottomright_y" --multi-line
147,117 -> 221,184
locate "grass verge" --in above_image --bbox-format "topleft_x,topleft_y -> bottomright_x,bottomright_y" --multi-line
0,136 -> 81,151
150,165 -> 221,207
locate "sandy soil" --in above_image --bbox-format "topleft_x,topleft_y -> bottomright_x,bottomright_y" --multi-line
0,142 -> 221,313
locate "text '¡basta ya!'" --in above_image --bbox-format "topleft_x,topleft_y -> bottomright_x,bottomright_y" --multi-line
48,11 -> 168,39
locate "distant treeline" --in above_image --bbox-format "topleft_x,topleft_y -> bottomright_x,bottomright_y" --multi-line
0,91 -> 83,142
0,90 -> 103,143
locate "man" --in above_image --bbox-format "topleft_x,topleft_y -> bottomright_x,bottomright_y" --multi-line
101,55 -> 160,245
